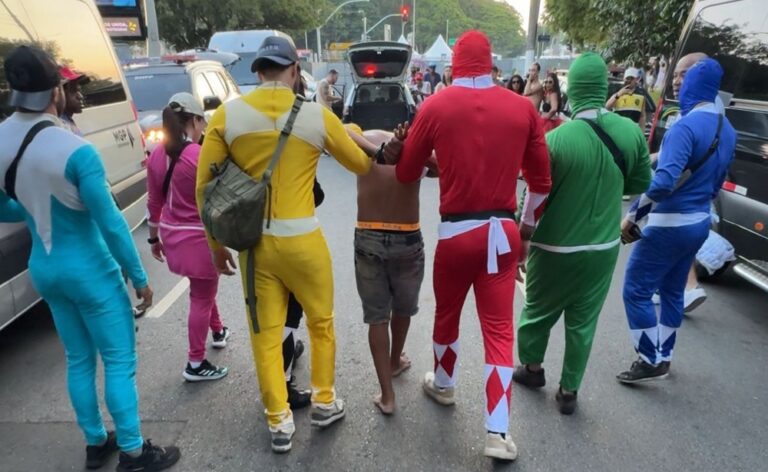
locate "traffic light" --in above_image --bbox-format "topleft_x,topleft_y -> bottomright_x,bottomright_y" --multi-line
401,6 -> 409,23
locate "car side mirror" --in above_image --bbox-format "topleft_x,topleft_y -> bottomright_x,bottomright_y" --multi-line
203,96 -> 222,111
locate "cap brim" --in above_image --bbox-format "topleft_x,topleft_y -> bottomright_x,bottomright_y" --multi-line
9,89 -> 54,112
251,56 -> 295,73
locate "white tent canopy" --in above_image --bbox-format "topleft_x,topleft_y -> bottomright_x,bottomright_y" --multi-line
398,35 -> 409,45
422,34 -> 452,62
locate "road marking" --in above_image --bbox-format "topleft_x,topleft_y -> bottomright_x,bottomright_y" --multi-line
146,278 -> 190,318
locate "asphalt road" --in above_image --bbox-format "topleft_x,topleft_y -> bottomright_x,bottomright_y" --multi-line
1,156 -> 767,472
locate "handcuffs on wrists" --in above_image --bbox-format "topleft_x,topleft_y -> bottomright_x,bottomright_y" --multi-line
374,143 -> 387,164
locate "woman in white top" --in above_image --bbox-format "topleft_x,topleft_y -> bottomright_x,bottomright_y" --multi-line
434,66 -> 453,93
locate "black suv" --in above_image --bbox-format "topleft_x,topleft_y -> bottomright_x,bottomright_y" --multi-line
649,0 -> 768,292
343,41 -> 417,131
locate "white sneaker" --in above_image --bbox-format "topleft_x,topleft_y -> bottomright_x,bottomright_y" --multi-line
483,432 -> 518,461
310,399 -> 346,428
684,287 -> 707,313
422,372 -> 455,406
269,418 -> 295,453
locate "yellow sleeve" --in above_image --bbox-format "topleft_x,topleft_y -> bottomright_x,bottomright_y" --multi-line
196,105 -> 228,251
323,108 -> 372,175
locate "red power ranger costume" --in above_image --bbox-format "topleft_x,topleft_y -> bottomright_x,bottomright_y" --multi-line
395,31 -> 551,443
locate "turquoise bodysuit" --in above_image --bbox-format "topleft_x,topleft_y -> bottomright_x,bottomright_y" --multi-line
0,112 -> 147,451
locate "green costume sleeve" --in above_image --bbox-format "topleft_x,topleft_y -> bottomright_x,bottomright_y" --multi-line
623,132 -> 652,195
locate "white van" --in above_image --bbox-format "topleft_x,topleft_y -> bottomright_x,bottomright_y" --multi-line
0,0 -> 148,330
208,30 -> 294,93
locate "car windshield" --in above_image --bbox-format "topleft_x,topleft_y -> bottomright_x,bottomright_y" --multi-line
228,53 -> 260,86
126,73 -> 191,111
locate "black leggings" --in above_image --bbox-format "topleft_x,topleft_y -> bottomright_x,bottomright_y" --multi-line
282,293 -> 304,377
282,179 -> 322,379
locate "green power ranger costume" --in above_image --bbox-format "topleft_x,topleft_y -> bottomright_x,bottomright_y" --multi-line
517,53 -> 652,392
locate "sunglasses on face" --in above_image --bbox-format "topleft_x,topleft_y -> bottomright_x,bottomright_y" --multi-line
545,80 -> 554,84
511,80 -> 521,84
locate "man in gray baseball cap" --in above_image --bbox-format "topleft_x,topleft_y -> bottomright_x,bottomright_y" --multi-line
250,36 -> 299,72
1,45 -> 180,471
5,45 -> 63,112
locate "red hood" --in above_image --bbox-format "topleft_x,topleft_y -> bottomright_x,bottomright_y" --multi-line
452,30 -> 492,79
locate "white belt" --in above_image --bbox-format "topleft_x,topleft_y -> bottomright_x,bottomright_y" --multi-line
262,216 -> 319,237
438,217 -> 513,274
647,212 -> 709,228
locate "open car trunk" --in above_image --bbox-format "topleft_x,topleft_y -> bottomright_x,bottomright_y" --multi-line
347,83 -> 412,131
348,41 -> 412,83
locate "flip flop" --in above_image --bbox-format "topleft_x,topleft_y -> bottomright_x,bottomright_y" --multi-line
392,353 -> 412,378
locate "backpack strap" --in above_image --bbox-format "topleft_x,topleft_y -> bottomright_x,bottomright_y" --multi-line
246,247 -> 259,333
264,96 -> 305,179
580,118 -> 628,179
161,141 -> 192,199
4,120 -> 56,200
244,96 -> 305,334
688,113 -> 723,174
263,96 -> 304,231
674,113 -> 724,190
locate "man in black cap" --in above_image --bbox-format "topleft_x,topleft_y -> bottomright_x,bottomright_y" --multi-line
197,35 -> 376,453
0,45 -> 179,471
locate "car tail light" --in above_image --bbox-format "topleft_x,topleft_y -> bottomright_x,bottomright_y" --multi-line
364,65 -> 377,76
722,179 -> 748,196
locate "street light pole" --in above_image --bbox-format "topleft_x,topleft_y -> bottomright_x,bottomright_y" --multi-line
412,0 -> 416,50
315,0 -> 370,61
362,16 -> 367,42
525,0 -> 541,70
364,13 -> 400,38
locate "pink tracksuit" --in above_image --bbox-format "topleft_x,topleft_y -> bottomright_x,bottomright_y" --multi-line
146,143 -> 223,362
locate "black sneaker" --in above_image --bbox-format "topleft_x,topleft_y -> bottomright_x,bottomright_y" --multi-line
211,327 -> 230,349
287,376 -> 311,410
116,441 -> 180,472
85,430 -> 118,469
294,339 -> 305,361
183,359 -> 228,382
555,388 -> 577,415
512,365 -> 546,388
617,359 -> 670,384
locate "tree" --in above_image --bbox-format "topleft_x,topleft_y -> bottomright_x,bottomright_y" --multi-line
544,0 -> 694,62
458,0 -> 525,57
156,0 -> 325,50
316,0 -> 525,57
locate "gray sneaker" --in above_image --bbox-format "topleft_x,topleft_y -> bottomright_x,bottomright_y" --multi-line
484,432 -> 518,461
310,399 -> 346,428
270,422 -> 295,454
422,371 -> 455,406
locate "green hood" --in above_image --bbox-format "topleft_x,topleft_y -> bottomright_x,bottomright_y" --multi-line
567,52 -> 608,115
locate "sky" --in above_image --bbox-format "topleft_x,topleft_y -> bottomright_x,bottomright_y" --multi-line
504,0 -> 542,33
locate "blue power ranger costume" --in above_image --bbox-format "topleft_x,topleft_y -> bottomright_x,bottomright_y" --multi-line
622,59 -> 736,366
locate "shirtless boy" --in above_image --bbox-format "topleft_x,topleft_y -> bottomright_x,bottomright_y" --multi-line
346,126 -> 436,415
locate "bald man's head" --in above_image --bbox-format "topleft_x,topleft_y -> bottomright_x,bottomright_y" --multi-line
673,52 -> 708,98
